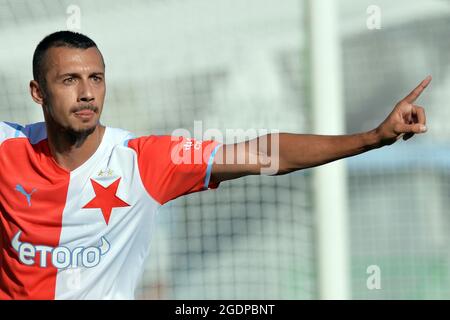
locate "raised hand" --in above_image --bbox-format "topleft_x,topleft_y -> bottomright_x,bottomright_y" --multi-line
375,76 -> 431,146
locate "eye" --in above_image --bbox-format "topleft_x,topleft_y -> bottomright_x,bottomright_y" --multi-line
63,77 -> 75,84
92,76 -> 103,82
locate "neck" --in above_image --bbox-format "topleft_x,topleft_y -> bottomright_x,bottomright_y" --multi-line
45,122 -> 106,172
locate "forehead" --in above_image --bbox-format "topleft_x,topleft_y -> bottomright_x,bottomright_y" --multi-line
44,46 -> 104,76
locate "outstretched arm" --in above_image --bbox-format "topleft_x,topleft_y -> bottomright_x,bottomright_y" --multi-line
210,76 -> 431,184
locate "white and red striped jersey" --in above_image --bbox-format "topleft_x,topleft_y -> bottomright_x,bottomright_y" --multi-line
0,121 -> 221,299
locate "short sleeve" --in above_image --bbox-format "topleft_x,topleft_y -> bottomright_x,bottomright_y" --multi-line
127,135 -> 221,205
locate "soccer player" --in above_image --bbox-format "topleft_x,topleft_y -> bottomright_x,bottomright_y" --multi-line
0,31 -> 429,299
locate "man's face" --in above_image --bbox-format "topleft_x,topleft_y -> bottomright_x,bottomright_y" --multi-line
40,46 -> 105,134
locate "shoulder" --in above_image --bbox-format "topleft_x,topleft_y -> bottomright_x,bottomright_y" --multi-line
0,121 -> 47,146
126,135 -> 185,151
103,125 -> 135,147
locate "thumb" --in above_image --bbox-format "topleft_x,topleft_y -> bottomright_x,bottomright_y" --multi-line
394,123 -> 427,134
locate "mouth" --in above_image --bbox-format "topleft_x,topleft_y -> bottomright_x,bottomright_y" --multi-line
73,109 -> 96,120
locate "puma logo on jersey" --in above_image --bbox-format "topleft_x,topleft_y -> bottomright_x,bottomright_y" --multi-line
11,231 -> 110,269
15,184 -> 37,207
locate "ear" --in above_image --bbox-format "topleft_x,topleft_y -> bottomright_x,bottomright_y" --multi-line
29,80 -> 45,105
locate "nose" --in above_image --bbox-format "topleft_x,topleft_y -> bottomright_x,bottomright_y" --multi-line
78,80 -> 95,103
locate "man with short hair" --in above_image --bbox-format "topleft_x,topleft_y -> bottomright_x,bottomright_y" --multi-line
0,31 -> 430,299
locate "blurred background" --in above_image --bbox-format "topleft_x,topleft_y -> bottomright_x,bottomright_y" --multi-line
0,0 -> 449,299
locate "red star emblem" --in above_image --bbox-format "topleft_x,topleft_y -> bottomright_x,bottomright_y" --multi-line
82,178 -> 130,225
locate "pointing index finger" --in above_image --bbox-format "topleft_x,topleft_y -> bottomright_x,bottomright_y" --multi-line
404,75 -> 432,104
